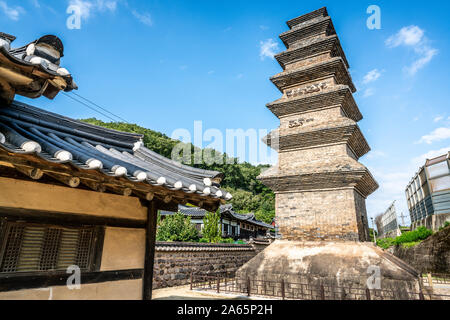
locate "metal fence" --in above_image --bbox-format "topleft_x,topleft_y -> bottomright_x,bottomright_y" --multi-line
190,272 -> 450,300
422,273 -> 450,286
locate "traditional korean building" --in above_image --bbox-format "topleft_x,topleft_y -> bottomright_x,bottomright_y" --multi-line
159,204 -> 273,240
0,33 -> 230,299
236,8 -> 421,297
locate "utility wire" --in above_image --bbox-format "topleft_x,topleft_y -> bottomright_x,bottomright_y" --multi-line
61,92 -> 130,123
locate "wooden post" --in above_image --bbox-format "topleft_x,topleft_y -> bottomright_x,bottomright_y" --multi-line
281,280 -> 285,300
247,277 -> 251,297
190,272 -> 193,290
142,201 -> 158,300
427,273 -> 433,288
217,275 -> 220,294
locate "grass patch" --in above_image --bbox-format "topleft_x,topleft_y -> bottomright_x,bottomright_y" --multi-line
376,226 -> 432,249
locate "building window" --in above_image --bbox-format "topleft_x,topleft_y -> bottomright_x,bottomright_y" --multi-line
427,161 -> 449,179
0,220 -> 100,274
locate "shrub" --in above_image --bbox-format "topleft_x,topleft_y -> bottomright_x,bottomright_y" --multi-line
219,238 -> 234,244
376,237 -> 395,249
156,212 -> 199,242
439,221 -> 450,231
393,226 -> 432,245
202,210 -> 222,243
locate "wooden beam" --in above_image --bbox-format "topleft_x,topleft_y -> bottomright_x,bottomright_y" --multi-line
81,179 -> 106,193
142,201 -> 158,300
46,172 -> 80,188
0,150 -> 224,210
14,165 -> 44,180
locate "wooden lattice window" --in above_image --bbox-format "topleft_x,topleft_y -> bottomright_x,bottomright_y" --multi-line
0,220 -> 100,274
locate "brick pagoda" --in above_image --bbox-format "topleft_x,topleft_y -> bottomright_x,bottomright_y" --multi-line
236,8 -> 421,298
261,7 -> 378,242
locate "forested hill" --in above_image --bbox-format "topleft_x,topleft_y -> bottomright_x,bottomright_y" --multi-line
81,118 -> 275,223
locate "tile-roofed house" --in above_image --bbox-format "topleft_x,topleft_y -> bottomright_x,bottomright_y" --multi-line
219,204 -> 273,239
0,100 -> 231,209
0,32 -> 231,300
159,204 -> 273,240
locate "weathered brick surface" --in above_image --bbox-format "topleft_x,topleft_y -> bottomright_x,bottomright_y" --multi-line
275,189 -> 360,241
259,7 -> 378,242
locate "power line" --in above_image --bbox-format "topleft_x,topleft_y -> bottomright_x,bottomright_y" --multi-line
71,92 -> 129,123
61,92 -> 129,123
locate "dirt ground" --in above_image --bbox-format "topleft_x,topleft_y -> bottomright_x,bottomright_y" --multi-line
152,285 -> 273,300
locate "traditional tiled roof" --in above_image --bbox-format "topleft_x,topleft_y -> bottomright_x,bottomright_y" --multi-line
160,204 -> 273,229
160,205 -> 207,219
155,242 -> 253,252
0,100 -> 232,204
220,204 -> 273,229
0,33 -> 77,102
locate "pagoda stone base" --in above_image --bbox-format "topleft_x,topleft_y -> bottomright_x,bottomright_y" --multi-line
276,189 -> 370,241
235,241 -> 422,299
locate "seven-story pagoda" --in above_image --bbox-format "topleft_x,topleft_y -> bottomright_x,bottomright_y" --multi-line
260,7 -> 378,242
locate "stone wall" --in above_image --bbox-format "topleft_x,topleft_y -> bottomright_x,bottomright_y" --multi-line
391,226 -> 450,273
152,241 -> 271,289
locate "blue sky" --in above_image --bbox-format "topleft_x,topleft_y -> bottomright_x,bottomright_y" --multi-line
1,0 -> 450,224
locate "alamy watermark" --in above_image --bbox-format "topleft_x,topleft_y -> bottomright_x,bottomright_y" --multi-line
366,5 -> 381,30
366,265 -> 381,289
170,121 -> 278,166
66,5 -> 82,30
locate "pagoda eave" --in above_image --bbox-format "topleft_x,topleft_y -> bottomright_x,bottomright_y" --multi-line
280,16 -> 336,48
266,86 -> 362,121
275,35 -> 349,70
286,7 -> 328,29
270,58 -> 356,93
258,169 -> 379,198
265,124 -> 370,158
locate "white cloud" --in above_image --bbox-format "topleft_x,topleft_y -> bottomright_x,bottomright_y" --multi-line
259,25 -> 269,30
386,26 -> 424,47
259,38 -> 279,61
404,46 -> 438,76
0,1 -> 25,20
434,116 -> 443,122
366,150 -> 387,159
412,147 -> 450,168
417,127 -> 450,144
386,25 -> 437,75
363,69 -> 381,84
363,88 -> 375,98
68,0 -> 117,19
131,9 -> 152,26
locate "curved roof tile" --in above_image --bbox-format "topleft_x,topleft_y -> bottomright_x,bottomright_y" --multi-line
0,100 -> 231,201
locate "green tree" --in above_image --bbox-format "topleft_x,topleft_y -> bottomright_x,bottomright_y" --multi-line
202,210 -> 222,243
81,118 -> 276,218
156,212 -> 199,242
